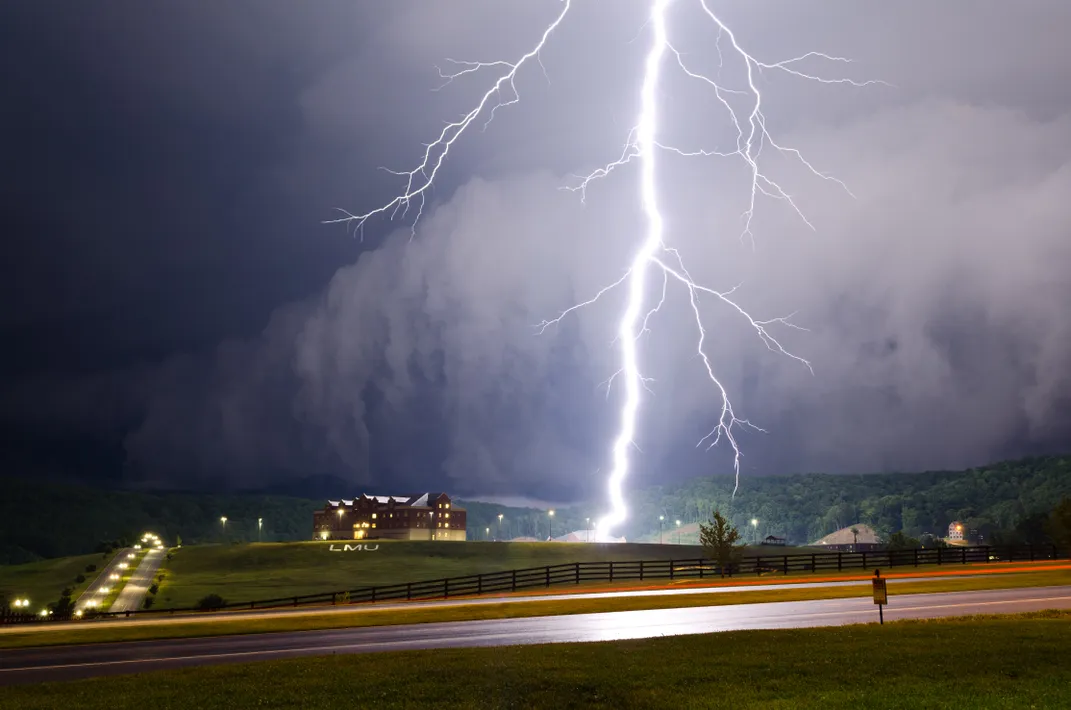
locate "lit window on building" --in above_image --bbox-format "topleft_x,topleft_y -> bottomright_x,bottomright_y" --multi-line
372,513 -> 377,519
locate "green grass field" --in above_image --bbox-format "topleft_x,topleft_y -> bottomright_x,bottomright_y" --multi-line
0,552 -> 116,612
4,611 -> 1069,709
156,540 -> 715,608
2,566 -> 1067,650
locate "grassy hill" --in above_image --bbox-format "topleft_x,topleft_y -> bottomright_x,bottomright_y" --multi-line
0,552 -> 115,612
155,540 -> 708,609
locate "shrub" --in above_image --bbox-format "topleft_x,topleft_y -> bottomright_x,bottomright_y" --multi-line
143,597 -> 155,609
74,574 -> 86,584
148,583 -> 159,595
85,564 -> 97,573
197,594 -> 226,611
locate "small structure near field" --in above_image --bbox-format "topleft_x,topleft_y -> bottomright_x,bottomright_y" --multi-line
811,524 -> 882,552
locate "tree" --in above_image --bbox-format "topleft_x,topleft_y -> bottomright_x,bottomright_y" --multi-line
699,510 -> 742,577
850,527 -> 859,546
885,531 -> 920,551
176,534 -> 183,547
1048,498 -> 1071,551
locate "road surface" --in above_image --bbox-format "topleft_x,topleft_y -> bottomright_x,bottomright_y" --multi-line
2,585 -> 1068,685
2,572 -> 997,634
74,549 -> 132,612
109,549 -> 165,613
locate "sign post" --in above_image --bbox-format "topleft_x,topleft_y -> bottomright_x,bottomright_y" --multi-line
872,569 -> 888,624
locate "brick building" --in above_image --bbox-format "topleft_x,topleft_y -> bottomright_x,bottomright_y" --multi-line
312,493 -> 467,542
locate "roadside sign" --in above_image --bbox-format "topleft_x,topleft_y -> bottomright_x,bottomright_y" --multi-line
872,577 -> 888,605
872,569 -> 888,625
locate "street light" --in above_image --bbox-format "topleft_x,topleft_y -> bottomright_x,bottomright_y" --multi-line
485,526 -> 490,540
586,517 -> 591,542
751,518 -> 759,544
659,515 -> 665,544
258,517 -> 263,543
548,510 -> 555,540
676,519 -> 681,544
497,513 -> 504,541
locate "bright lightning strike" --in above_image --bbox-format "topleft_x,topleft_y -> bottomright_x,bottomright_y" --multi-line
335,0 -> 877,542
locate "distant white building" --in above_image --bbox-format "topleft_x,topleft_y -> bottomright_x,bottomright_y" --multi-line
947,521 -> 965,541
553,530 -> 626,543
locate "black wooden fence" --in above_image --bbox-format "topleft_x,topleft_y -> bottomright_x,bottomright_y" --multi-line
2,543 -> 1064,626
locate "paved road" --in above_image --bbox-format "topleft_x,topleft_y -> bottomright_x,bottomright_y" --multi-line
2,572 -> 993,635
2,585 -> 1068,685
74,549 -> 132,612
109,549 -> 165,613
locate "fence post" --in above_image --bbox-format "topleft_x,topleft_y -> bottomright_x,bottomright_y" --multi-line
512,570 -> 517,592
293,597 -> 298,607
811,553 -> 816,572
610,561 -> 615,582
545,566 -> 550,588
670,559 -> 675,580
937,547 -> 943,565
640,560 -> 644,581
913,548 -> 918,567
371,587 -> 377,603
575,562 -> 580,585
783,555 -> 788,575
756,556 -> 762,576
407,582 -> 412,601
862,552 -> 867,570
961,547 -> 966,565
478,573 -> 483,595
1029,545 -> 1035,562
445,579 -> 449,599
838,552 -> 842,572
332,592 -> 337,606
699,558 -> 705,579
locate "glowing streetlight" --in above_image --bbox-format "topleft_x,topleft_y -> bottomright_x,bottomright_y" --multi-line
659,515 -> 665,544
258,517 -> 263,543
548,509 -> 555,540
676,519 -> 681,544
497,513 -> 504,541
485,526 -> 490,540
751,518 -> 759,544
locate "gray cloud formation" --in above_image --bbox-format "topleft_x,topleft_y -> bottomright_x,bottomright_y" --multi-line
11,2 -> 1071,498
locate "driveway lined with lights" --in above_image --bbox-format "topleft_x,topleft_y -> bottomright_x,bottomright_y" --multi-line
75,549 -> 132,613
109,549 -> 165,614
1,586 -> 1069,685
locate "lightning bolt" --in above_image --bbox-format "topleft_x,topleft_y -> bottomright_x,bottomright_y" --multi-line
335,0 -> 877,541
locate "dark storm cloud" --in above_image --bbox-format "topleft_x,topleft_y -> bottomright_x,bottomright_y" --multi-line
3,2 -> 1070,498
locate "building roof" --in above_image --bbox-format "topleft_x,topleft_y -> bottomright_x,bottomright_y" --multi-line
325,493 -> 457,510
812,524 -> 881,546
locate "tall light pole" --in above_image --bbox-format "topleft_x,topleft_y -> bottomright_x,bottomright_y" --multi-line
659,515 -> 664,544
676,519 -> 681,544
258,517 -> 263,543
751,518 -> 759,544
429,511 -> 435,541
497,513 -> 504,541
548,510 -> 555,541
586,517 -> 591,543
220,516 -> 227,541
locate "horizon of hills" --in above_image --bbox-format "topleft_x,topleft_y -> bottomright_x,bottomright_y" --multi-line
1,454 -> 1069,565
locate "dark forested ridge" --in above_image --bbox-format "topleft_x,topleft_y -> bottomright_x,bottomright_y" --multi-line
624,455 -> 1071,544
1,455 -> 1068,563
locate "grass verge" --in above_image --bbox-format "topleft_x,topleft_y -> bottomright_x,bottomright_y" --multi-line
1,567 -> 1068,650
3,610 -> 1070,709
0,552 -> 117,613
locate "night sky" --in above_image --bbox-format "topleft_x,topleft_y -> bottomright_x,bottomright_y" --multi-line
2,1 -> 1070,504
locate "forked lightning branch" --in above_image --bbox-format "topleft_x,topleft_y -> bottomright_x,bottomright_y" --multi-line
332,0 -> 877,541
